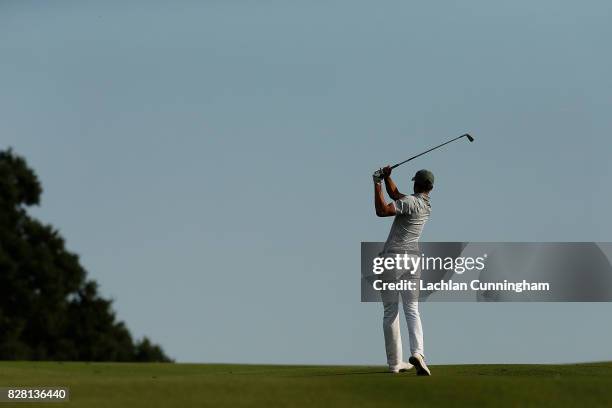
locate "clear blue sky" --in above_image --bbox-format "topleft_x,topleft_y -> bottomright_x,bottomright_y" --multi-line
1,0 -> 611,364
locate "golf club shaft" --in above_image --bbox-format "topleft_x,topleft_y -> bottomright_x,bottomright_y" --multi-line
389,134 -> 471,170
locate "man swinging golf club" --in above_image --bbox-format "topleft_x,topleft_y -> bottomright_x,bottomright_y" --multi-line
373,166 -> 433,376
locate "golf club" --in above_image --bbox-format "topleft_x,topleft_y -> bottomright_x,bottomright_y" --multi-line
389,133 -> 474,170
373,133 -> 474,178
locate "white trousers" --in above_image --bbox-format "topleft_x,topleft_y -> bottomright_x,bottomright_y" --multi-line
382,289 -> 424,368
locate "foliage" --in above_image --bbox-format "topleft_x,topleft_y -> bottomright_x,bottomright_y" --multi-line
0,149 -> 171,362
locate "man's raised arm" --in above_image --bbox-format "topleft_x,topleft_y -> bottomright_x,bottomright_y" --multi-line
373,171 -> 397,217
382,166 -> 406,200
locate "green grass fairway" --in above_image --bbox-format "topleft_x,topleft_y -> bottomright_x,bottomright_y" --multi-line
1,362 -> 611,407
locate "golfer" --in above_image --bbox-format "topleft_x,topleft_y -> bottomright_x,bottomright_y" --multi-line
373,166 -> 433,376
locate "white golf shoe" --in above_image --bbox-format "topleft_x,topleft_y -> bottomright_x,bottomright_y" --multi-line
408,353 -> 431,376
388,361 -> 414,373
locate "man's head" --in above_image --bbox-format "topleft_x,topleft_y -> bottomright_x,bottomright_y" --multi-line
412,169 -> 434,194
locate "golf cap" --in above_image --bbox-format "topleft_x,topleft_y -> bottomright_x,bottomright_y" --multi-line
412,169 -> 434,185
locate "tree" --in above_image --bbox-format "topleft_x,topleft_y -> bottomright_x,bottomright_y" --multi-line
0,149 -> 171,362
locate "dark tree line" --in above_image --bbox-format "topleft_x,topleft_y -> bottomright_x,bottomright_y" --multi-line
0,149 -> 171,362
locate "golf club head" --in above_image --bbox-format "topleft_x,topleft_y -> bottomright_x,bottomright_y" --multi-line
465,133 -> 474,142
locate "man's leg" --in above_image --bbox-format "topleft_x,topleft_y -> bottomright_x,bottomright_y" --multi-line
402,293 -> 431,375
402,299 -> 424,357
382,289 -> 402,370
